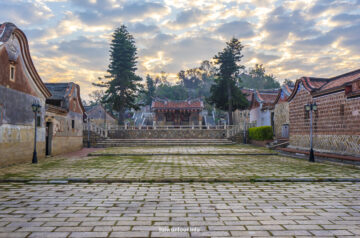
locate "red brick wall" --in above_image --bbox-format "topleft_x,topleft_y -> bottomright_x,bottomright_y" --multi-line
289,87 -> 360,136
0,48 -> 38,97
289,88 -> 312,135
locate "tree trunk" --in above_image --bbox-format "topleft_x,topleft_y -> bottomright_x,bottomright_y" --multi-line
118,89 -> 125,125
227,80 -> 233,125
118,106 -> 125,125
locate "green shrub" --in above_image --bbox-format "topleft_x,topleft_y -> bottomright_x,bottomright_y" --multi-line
248,126 -> 273,141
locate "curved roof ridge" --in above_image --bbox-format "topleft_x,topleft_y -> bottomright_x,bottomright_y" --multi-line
0,22 -> 51,98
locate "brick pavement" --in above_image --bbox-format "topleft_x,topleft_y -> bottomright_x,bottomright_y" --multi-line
0,145 -> 359,181
0,182 -> 359,237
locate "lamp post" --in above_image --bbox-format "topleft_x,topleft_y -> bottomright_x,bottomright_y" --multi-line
305,102 -> 317,162
31,102 -> 41,164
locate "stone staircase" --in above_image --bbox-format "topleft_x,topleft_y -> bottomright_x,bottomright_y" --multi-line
93,138 -> 235,147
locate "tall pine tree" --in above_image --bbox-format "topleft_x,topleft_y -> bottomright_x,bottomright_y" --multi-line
101,25 -> 142,125
209,38 -> 248,125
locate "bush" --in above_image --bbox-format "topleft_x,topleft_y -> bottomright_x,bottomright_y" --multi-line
248,126 -> 273,141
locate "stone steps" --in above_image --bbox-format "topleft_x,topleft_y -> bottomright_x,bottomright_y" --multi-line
94,138 -> 235,147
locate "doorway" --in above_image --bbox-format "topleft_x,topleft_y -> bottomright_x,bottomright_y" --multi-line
46,122 -> 53,156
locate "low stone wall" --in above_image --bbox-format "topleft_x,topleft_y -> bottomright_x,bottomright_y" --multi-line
83,130 -> 104,147
108,129 -> 227,139
0,124 -> 46,167
229,132 -> 248,144
51,136 -> 83,156
0,141 -> 45,167
289,134 -> 360,156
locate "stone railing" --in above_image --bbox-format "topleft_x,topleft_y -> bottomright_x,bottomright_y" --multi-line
84,122 -> 256,139
83,123 -> 108,138
106,124 -> 228,130
226,122 -> 256,138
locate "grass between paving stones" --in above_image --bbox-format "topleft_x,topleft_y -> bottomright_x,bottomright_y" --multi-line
94,144 -> 272,155
0,145 -> 359,181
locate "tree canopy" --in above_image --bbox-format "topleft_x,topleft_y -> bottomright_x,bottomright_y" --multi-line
208,38 -> 248,125
95,25 -> 142,125
239,64 -> 280,89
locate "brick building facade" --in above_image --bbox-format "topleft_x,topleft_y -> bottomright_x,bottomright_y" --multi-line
85,104 -> 117,128
152,98 -> 204,126
45,83 -> 85,156
0,23 -> 52,166
288,69 -> 360,156
249,90 -> 278,127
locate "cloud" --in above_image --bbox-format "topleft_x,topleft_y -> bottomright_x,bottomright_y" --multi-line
166,8 -> 207,29
57,36 -> 109,70
262,6 -> 319,45
308,0 -> 357,16
331,13 -> 360,23
0,0 -> 53,26
216,20 -> 255,39
3,0 -> 360,98
74,1 -> 170,26
127,23 -> 160,37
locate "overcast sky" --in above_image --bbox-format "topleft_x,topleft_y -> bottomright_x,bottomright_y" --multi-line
1,0 -> 360,99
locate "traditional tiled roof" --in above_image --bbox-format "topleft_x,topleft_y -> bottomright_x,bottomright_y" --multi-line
241,88 -> 254,102
288,68 -> 360,101
255,90 -> 279,104
251,89 -> 279,110
319,69 -> 360,91
46,83 -> 73,100
84,105 -> 97,112
152,98 -> 204,110
45,82 -> 85,113
301,77 -> 329,91
85,104 -> 117,121
274,85 -> 294,104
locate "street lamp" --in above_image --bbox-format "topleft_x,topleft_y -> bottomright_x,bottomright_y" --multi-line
305,102 -> 317,162
31,102 -> 41,164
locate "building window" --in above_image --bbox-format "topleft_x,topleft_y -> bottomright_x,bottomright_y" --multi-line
72,120 -> 75,129
37,116 -> 41,127
340,104 -> 345,116
9,65 -> 15,81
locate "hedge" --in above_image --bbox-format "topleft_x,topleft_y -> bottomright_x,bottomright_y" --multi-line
248,126 -> 273,141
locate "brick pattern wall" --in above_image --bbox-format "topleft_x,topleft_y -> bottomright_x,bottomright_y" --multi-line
289,85 -> 360,155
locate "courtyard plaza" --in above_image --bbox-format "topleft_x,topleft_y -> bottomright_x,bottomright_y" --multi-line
1,145 -> 360,181
0,145 -> 359,237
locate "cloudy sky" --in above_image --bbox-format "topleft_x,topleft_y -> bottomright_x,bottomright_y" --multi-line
1,0 -> 360,99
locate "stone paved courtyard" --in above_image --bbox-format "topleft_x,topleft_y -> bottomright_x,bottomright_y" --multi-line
0,145 -> 360,237
0,145 -> 360,181
0,182 -> 360,237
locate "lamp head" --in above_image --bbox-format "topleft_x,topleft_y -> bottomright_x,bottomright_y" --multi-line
305,104 -> 311,111
312,102 -> 317,111
31,102 -> 41,112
